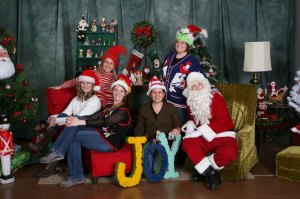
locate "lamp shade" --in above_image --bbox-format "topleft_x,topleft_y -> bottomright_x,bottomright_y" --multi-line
243,41 -> 272,72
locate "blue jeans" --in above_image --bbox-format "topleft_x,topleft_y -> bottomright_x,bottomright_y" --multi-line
176,107 -> 188,124
52,115 -> 86,155
67,129 -> 114,180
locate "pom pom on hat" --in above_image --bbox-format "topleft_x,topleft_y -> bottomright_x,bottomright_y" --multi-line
176,24 -> 207,46
102,45 -> 127,67
78,70 -> 101,91
147,76 -> 166,96
111,74 -> 133,94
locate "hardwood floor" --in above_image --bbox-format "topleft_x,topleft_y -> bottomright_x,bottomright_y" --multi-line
1,132 -> 300,199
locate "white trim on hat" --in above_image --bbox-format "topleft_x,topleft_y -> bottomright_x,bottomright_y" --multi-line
147,84 -> 166,96
111,80 -> 129,93
78,75 -> 95,84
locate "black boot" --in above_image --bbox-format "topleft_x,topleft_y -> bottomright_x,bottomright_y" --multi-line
202,166 -> 222,190
191,171 -> 205,182
29,128 -> 56,152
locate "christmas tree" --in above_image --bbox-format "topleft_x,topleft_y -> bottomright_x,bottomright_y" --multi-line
287,69 -> 300,113
287,69 -> 300,133
189,31 -> 226,84
0,28 -> 38,132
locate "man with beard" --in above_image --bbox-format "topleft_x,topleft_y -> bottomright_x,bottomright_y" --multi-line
181,72 -> 238,190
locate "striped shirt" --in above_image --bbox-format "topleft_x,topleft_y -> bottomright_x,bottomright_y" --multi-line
59,71 -> 115,107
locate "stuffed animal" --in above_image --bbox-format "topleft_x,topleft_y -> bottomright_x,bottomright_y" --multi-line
76,15 -> 89,41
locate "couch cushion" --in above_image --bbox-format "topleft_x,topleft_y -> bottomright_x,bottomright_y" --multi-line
46,87 -> 77,115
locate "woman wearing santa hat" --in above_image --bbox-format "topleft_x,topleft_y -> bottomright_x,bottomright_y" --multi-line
52,45 -> 127,108
135,76 -> 181,142
39,75 -> 133,188
162,24 -> 207,164
28,70 -> 101,153
135,76 -> 181,172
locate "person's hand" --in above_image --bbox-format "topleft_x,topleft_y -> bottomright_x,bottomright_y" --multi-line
181,120 -> 196,134
183,130 -> 202,139
65,116 -> 85,127
47,116 -> 56,127
49,86 -> 61,90
168,128 -> 180,140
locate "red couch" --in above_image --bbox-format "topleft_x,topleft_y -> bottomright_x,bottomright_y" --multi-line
46,87 -> 134,183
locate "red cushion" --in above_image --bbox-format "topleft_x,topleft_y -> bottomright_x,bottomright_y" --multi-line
85,144 -> 134,177
46,87 -> 77,115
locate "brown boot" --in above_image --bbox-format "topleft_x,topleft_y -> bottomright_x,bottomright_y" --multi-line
29,128 -> 56,152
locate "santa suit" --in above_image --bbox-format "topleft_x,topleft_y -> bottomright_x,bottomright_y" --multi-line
182,91 -> 238,173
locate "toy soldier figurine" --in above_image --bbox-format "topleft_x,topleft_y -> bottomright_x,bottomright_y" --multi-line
0,114 -> 15,184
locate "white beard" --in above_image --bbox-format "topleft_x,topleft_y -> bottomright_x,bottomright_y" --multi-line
186,89 -> 212,125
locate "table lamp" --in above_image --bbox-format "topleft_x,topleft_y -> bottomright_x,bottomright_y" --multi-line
243,41 -> 272,85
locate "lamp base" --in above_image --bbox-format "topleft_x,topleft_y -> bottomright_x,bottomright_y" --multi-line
250,72 -> 260,85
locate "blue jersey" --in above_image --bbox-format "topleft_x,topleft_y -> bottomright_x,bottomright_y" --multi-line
162,52 -> 206,108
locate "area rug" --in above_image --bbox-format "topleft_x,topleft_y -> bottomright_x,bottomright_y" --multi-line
38,168 -> 191,184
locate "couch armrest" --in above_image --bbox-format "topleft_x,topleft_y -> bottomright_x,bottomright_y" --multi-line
46,87 -> 77,115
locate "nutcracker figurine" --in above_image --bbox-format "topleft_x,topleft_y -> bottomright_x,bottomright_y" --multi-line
0,114 -> 15,184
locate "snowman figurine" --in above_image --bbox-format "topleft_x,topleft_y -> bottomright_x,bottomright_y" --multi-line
0,114 -> 15,184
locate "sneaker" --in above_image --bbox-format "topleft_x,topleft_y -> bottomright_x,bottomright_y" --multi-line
39,151 -> 64,164
59,178 -> 85,188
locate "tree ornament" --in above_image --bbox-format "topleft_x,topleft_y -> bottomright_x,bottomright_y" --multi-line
21,117 -> 27,123
131,21 -> 157,48
23,81 -> 29,86
0,27 -> 16,54
5,83 -> 11,90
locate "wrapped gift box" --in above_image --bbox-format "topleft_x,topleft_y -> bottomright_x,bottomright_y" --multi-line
0,151 -> 30,174
276,146 -> 300,181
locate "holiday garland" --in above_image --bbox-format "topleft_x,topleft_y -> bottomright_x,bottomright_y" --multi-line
0,27 -> 16,54
131,21 -> 157,48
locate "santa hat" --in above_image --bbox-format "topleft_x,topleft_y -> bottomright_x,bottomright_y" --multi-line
291,124 -> 300,134
102,45 -> 127,67
183,72 -> 210,97
176,24 -> 208,46
111,74 -> 132,94
78,70 -> 100,91
147,76 -> 166,96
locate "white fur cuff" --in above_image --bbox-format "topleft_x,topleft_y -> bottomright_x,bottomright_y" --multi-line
198,124 -> 216,142
208,154 -> 224,170
194,157 -> 211,174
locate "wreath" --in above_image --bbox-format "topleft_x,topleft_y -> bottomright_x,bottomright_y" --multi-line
0,27 -> 16,54
131,21 -> 157,48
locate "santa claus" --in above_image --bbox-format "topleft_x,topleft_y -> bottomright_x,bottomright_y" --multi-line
181,72 -> 238,190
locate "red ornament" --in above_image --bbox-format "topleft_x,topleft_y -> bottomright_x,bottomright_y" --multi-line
22,117 -> 27,123
12,111 -> 21,118
16,63 -> 24,72
23,81 -> 29,86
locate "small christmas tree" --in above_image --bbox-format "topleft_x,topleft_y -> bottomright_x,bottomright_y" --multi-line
189,31 -> 226,84
287,69 -> 300,133
0,28 -> 38,132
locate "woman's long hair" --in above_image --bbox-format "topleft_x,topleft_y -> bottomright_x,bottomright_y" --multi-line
98,61 -> 118,79
76,82 -> 96,101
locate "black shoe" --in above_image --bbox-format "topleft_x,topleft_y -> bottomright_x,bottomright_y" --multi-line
38,162 -> 60,178
191,172 -> 205,182
202,166 -> 222,190
205,170 -> 222,190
